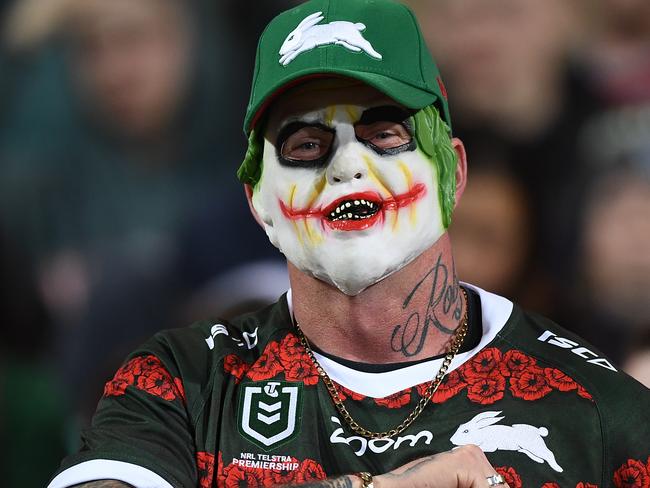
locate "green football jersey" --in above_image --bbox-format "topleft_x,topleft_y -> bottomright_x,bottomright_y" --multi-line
48,285 -> 650,488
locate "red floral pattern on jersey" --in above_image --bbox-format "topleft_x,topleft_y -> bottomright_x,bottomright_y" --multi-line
509,365 -> 553,400
461,347 -> 503,381
335,382 -> 366,401
466,374 -> 506,404
224,354 -> 250,384
279,333 -> 304,363
136,369 -> 179,401
220,457 -> 325,487
103,375 -> 130,397
613,458 -> 650,488
103,355 -> 184,402
374,389 -> 412,408
196,451 -> 215,488
267,457 -> 300,485
541,483 -> 560,488
416,369 -> 467,403
577,384 -> 594,401
284,356 -> 320,385
173,377 -> 186,404
217,452 -> 226,487
295,458 -> 327,483
246,341 -> 283,382
223,464 -> 264,487
545,367 -> 578,391
495,466 -> 522,488
500,349 -> 536,377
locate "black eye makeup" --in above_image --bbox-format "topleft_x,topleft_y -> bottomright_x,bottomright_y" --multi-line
276,121 -> 335,168
355,106 -> 416,156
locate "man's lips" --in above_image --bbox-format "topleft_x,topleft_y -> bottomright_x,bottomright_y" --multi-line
279,183 -> 426,231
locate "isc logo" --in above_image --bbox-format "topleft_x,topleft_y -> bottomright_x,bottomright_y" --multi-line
537,330 -> 617,372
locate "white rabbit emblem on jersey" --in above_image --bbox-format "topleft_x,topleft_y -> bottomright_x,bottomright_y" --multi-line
450,411 -> 564,473
279,11 -> 383,66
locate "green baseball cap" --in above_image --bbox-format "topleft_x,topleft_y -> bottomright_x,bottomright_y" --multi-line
243,0 -> 451,135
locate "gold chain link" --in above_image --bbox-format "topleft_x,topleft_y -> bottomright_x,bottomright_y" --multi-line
295,288 -> 469,439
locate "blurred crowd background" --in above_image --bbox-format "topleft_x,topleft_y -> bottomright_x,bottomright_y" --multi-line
0,0 -> 648,485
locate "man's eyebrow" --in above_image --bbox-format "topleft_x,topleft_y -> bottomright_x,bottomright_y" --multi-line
275,121 -> 334,148
356,106 -> 415,126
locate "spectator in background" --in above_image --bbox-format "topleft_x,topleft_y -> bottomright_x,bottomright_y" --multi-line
407,0 -> 602,315
575,152 -> 650,365
0,0 -> 258,421
449,140 -> 550,313
567,0 -> 650,370
410,0 -> 650,377
407,0 -> 580,141
580,0 -> 650,107
624,330 -> 650,388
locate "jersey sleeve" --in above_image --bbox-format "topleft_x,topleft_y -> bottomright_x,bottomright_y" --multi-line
48,325 -> 215,488
504,308 -> 650,487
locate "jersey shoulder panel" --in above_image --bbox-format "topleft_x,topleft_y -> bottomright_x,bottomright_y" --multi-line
495,305 -> 650,471
139,294 -> 293,417
496,306 -> 644,396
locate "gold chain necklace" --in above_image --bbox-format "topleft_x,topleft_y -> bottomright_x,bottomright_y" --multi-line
295,288 -> 469,439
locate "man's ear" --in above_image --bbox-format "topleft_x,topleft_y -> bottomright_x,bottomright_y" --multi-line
452,137 -> 468,208
244,184 -> 266,228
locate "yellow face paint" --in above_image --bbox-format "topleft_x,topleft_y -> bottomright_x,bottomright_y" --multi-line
303,220 -> 324,246
306,174 -> 327,209
344,105 -> 360,123
286,184 -> 305,245
325,106 -> 337,127
288,184 -> 297,209
399,160 -> 418,226
291,221 -> 303,245
398,160 -> 413,187
363,155 -> 392,199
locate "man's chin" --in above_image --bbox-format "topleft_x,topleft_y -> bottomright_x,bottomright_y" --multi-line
308,256 -> 417,296
315,269 -> 389,296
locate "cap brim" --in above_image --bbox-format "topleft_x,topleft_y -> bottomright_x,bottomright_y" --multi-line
246,67 -> 440,133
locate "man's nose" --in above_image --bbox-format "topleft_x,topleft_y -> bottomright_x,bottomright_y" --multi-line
326,146 -> 367,184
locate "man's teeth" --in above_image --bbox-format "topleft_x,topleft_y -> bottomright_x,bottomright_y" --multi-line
328,199 -> 378,221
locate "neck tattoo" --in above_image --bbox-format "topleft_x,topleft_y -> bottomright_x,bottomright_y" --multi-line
391,254 -> 463,358
295,287 -> 468,439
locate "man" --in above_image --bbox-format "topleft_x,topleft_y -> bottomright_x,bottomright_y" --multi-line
48,1 -> 650,487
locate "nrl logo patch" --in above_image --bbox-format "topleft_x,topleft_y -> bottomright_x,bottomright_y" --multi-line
238,381 -> 303,451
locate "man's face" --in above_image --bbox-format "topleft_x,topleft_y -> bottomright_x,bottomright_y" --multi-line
68,0 -> 193,139
251,81 -> 446,295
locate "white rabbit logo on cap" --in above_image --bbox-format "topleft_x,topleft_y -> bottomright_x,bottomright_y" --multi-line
279,11 -> 383,66
450,411 -> 564,473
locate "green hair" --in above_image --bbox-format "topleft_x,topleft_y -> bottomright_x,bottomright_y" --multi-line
236,104 -> 457,227
237,126 -> 265,189
412,105 -> 458,229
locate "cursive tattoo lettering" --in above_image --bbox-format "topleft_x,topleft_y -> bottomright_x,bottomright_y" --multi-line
391,254 -> 463,357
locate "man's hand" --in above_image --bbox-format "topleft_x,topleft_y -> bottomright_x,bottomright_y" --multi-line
297,445 -> 508,488
374,445 -> 509,488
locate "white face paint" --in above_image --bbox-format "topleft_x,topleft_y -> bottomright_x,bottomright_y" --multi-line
251,83 -> 446,295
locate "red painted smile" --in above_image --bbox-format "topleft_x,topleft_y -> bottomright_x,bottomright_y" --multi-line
279,183 -> 427,231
